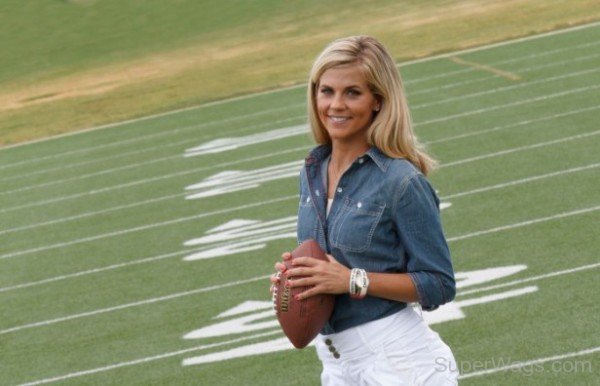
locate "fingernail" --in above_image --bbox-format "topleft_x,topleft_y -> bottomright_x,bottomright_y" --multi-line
294,295 -> 300,301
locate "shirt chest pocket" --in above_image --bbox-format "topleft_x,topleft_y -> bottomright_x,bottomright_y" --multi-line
330,198 -> 385,253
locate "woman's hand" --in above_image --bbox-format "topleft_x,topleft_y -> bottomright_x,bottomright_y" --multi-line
269,252 -> 292,294
285,254 -> 350,300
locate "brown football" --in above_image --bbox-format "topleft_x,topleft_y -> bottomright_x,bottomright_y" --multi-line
275,239 -> 335,349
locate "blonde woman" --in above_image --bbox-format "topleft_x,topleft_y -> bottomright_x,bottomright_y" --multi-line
271,36 -> 458,385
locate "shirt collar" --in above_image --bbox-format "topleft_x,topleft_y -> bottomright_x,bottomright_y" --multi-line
365,147 -> 391,172
306,145 -> 391,172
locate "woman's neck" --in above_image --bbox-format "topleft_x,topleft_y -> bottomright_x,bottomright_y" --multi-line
329,140 -> 370,171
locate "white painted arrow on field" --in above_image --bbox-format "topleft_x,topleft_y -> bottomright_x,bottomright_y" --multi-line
184,124 -> 308,157
185,160 -> 303,199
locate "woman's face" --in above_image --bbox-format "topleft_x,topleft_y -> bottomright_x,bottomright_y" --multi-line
316,64 -> 379,145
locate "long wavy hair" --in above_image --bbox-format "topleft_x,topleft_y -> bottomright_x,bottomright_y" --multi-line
307,36 -> 436,175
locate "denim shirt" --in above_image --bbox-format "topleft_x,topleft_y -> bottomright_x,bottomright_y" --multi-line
297,145 -> 455,334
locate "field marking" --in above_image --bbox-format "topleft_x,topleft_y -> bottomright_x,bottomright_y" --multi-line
0,191 -> 185,236
0,145 -> 309,216
1,102 -> 596,234
3,160 -> 596,292
0,249 -> 189,293
4,48 -> 597,185
0,195 -> 298,261
2,115 -> 306,182
416,83 -> 600,127
0,104 -> 306,171
447,205 -> 600,242
412,66 -> 599,111
0,274 -> 269,336
449,56 -> 521,80
16,330 -> 282,386
440,130 -> 600,168
0,42 -> 600,176
459,346 -> 600,380
2,79 -> 597,198
0,48 -> 600,181
2,205 -> 598,334
1,23 -> 598,157
458,262 -> 600,297
441,163 -> 600,199
410,50 -> 600,98
1,128 -> 596,258
4,65 -> 594,193
427,104 -> 600,145
5,263 -> 598,384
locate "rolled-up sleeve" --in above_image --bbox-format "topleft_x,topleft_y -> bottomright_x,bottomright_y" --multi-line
393,173 -> 455,311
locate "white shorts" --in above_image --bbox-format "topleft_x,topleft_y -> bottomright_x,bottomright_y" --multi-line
315,306 -> 458,385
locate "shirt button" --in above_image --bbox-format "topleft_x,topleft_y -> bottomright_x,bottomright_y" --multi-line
315,190 -> 320,196
324,338 -> 332,345
357,202 -> 362,208
333,352 -> 341,359
337,188 -> 343,193
306,197 -> 311,203
358,158 -> 364,164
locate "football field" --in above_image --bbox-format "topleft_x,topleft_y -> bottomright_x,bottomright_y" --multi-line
1,22 -> 599,385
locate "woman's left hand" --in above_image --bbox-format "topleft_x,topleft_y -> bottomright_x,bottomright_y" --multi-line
285,254 -> 350,300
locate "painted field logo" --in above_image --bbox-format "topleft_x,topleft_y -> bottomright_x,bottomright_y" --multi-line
181,265 -> 538,366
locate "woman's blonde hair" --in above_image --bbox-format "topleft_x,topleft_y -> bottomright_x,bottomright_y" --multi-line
307,35 -> 437,175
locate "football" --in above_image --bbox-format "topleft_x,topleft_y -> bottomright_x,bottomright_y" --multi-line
274,239 -> 335,349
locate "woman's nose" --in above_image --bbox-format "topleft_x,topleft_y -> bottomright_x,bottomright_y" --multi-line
330,93 -> 345,110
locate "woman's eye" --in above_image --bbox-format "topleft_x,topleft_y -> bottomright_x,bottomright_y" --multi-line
347,89 -> 361,96
320,88 -> 332,94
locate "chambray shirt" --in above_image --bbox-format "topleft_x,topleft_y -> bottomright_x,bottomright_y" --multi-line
297,145 -> 455,334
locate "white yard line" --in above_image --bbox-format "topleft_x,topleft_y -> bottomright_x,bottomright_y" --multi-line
1,22 -> 598,156
3,161 -> 597,292
426,104 -> 600,145
4,47 -> 597,180
0,104 -> 306,172
2,79 -> 597,197
0,145 -> 310,215
1,129 -> 596,258
412,67 -> 600,110
439,130 -> 600,168
0,274 -> 270,336
458,262 -> 600,297
4,60 -> 598,193
2,204 -> 598,334
441,163 -> 600,199
7,265 -> 600,385
16,329 -> 283,386
415,84 -> 600,128
0,195 -> 298,260
0,47 -> 600,181
2,115 -> 306,182
410,50 -> 600,98
0,250 -> 189,293
1,101 -> 596,234
447,205 -> 600,242
459,346 -> 600,379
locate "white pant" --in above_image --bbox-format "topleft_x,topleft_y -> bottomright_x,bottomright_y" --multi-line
316,307 -> 458,385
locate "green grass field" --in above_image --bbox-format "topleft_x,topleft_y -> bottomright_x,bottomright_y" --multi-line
1,22 -> 599,385
1,0 -> 599,145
